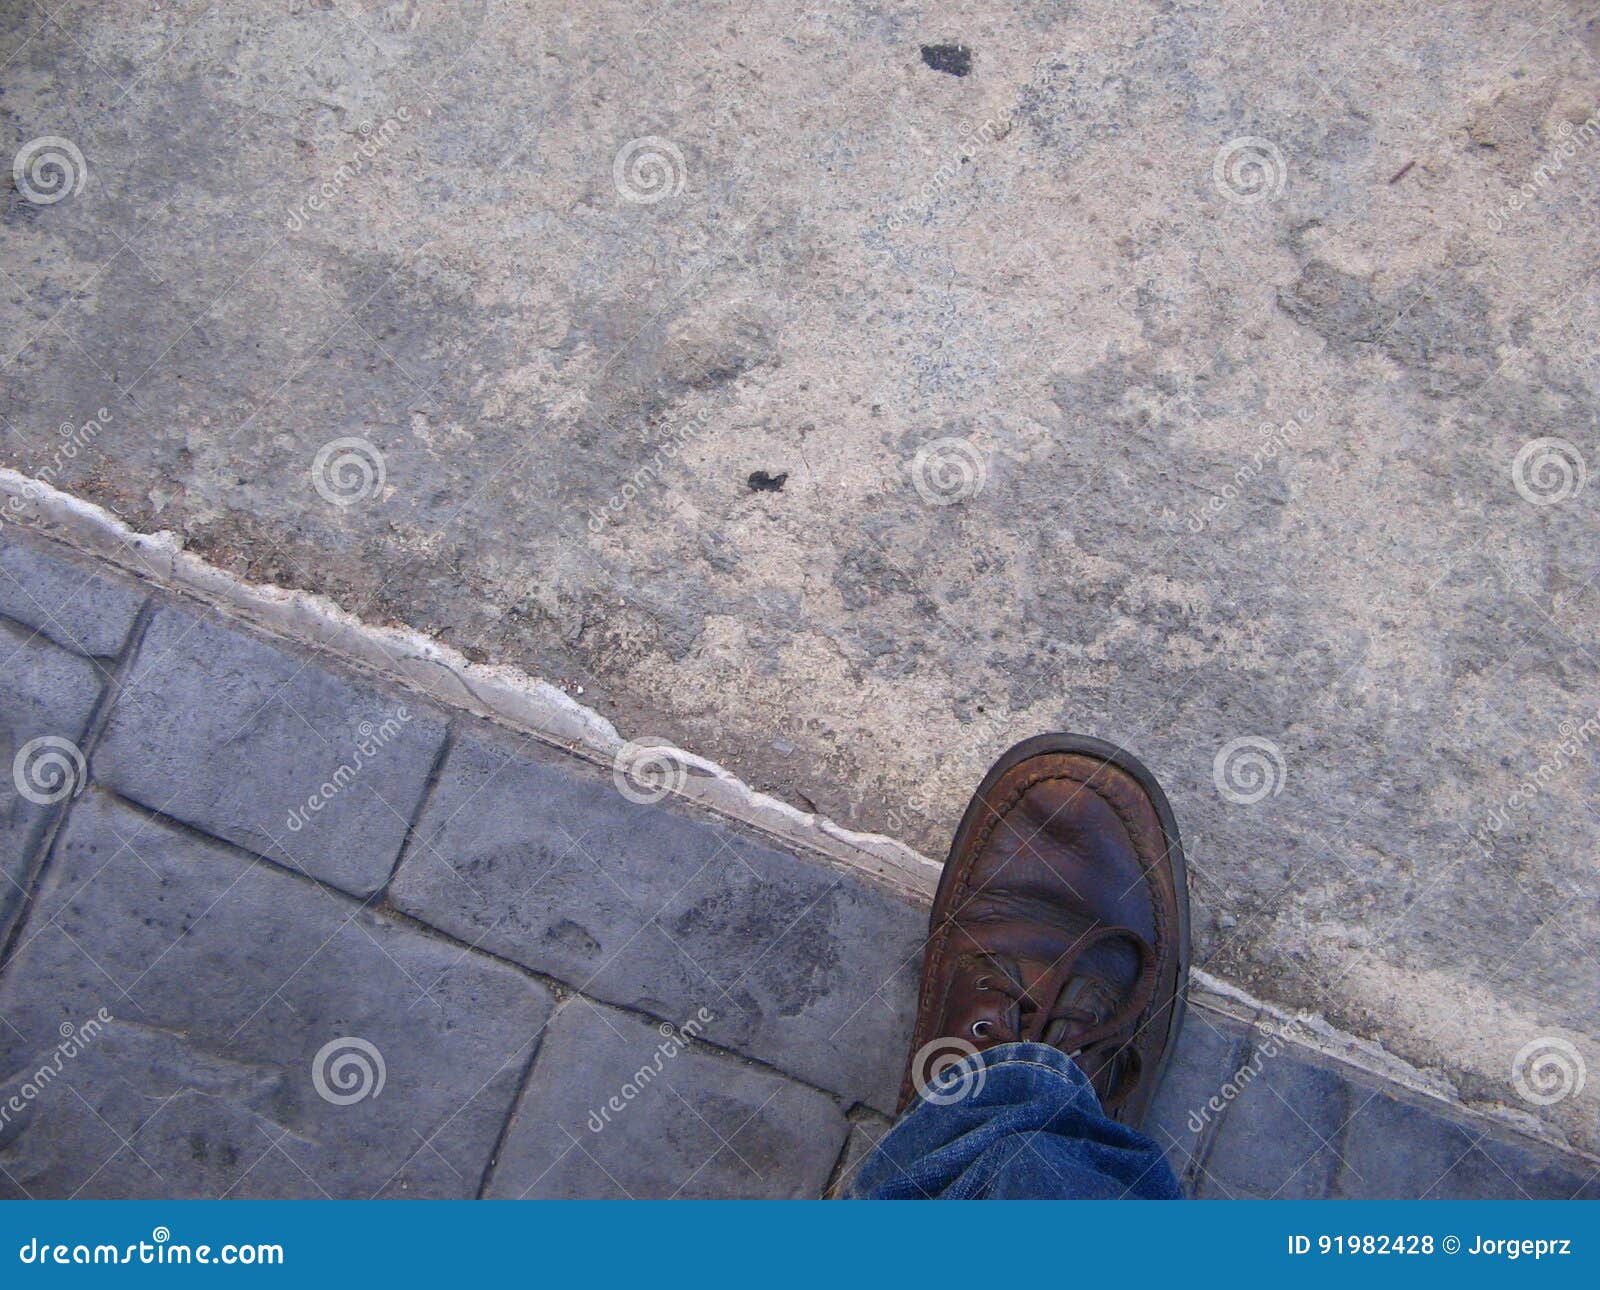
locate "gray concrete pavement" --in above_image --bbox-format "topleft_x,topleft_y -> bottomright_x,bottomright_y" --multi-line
0,526 -> 1593,1198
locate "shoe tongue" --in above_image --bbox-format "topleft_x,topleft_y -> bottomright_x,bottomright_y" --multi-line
1032,935 -> 1142,1046
1042,974 -> 1120,1047
1068,931 -> 1142,987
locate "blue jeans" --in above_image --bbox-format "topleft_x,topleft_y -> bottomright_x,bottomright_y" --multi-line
845,1042 -> 1182,1199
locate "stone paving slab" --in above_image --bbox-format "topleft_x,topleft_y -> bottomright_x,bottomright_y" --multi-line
93,603 -> 448,897
0,791 -> 553,1198
1200,1035 -> 1350,1200
486,1000 -> 848,1199
0,617 -> 106,941
1178,1008 -> 1600,1201
1337,1088 -> 1600,1202
389,726 -> 925,1114
0,533 -> 145,659
827,1110 -> 893,1199
1140,1001 -> 1249,1184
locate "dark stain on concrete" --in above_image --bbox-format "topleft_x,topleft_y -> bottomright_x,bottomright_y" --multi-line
920,44 -> 972,77
1276,260 -> 1499,398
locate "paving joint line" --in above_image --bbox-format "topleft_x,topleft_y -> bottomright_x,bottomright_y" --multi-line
0,592 -> 155,971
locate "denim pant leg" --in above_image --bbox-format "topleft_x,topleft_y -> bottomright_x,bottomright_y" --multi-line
845,1042 -> 1182,1199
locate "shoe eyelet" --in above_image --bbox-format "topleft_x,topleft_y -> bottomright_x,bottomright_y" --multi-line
971,1020 -> 994,1039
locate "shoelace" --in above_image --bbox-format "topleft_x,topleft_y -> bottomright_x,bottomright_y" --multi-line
970,971 -> 1098,1044
968,926 -> 1158,1104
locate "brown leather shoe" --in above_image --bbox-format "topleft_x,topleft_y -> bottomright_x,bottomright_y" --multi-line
901,734 -> 1188,1127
